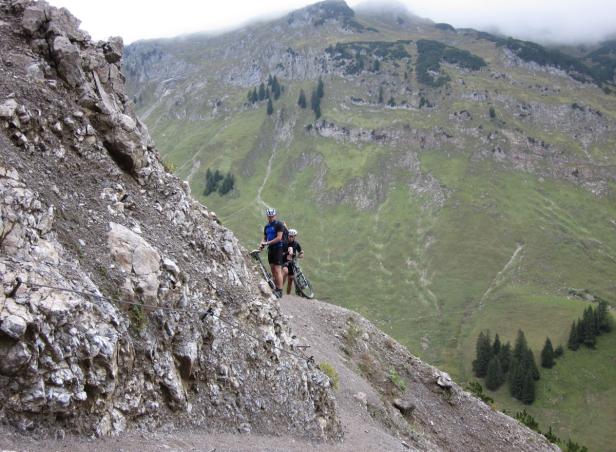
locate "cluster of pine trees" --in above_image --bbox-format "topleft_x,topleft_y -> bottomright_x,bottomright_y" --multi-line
247,75 -> 283,116
567,301 -> 612,350
473,330 -> 544,404
204,169 -> 235,196
298,77 -> 324,119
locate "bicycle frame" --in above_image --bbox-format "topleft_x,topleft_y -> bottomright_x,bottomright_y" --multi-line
250,250 -> 276,291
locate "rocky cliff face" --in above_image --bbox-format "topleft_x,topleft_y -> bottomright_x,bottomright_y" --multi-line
0,0 -> 339,439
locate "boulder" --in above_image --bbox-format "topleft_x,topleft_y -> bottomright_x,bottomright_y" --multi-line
52,36 -> 86,88
103,36 -> 123,64
436,371 -> 453,389
46,7 -> 85,42
108,222 -> 160,300
393,398 -> 416,416
0,98 -> 18,119
21,4 -> 48,34
0,314 -> 28,339
0,341 -> 32,376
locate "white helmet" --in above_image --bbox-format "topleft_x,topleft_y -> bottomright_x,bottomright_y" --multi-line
265,208 -> 277,217
288,228 -> 298,237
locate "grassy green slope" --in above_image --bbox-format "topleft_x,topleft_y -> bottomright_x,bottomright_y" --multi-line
128,14 -> 616,450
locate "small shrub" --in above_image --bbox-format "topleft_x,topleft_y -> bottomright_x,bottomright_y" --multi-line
514,409 -> 539,432
543,426 -> 559,444
129,304 -> 147,334
162,159 -> 176,173
489,106 -> 496,118
465,381 -> 494,405
388,368 -> 407,391
95,264 -> 109,279
554,345 -> 564,358
357,351 -> 378,382
319,362 -> 339,389
344,318 -> 362,347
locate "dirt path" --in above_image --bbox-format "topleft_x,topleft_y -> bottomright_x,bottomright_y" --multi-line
478,243 -> 525,310
0,296 -> 411,452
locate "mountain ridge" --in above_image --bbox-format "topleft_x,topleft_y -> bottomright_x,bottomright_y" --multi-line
124,1 -> 616,449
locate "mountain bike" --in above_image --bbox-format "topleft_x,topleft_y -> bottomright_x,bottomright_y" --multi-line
288,257 -> 314,299
250,249 -> 280,297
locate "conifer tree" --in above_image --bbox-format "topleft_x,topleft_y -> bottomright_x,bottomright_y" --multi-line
310,89 -> 321,119
513,330 -> 528,362
265,87 -> 271,99
485,356 -> 504,391
267,74 -> 273,86
378,86 -> 384,104
298,89 -> 307,108
266,98 -> 273,116
472,331 -> 492,378
492,334 -> 502,356
597,300 -> 612,333
568,319 -> 580,350
251,88 -> 258,103
524,348 -> 540,381
498,341 -> 511,374
316,76 -> 324,99
520,369 -> 535,404
258,82 -> 266,101
582,307 -> 597,348
509,358 -> 523,399
219,172 -> 235,195
372,59 -> 380,72
541,337 -> 555,368
388,96 -> 396,107
272,76 -> 281,100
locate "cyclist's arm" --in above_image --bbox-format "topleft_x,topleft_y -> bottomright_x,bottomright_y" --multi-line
266,231 -> 283,246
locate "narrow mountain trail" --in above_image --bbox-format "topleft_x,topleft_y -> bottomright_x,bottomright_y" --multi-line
184,159 -> 201,184
256,141 -> 278,211
478,244 -> 525,310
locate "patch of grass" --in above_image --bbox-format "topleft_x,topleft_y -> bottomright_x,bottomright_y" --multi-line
318,362 -> 340,390
162,159 -> 176,173
129,304 -> 147,334
388,368 -> 407,391
344,317 -> 362,348
357,351 -> 379,383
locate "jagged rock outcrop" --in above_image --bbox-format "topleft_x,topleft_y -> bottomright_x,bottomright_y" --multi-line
0,0 -> 340,439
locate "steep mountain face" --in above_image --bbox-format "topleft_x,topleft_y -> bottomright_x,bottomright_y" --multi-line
0,0 -> 339,439
124,1 -> 616,449
0,3 -> 562,450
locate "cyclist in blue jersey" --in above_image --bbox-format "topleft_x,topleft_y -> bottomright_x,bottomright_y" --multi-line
259,208 -> 285,298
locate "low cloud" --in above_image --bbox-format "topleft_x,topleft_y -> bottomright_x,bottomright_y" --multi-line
354,0 -> 616,45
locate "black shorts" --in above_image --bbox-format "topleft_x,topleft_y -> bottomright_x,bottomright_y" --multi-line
268,246 -> 284,265
283,260 -> 295,276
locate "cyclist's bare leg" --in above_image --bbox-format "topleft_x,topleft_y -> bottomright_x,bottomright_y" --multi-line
271,264 -> 283,291
282,265 -> 289,285
286,275 -> 294,294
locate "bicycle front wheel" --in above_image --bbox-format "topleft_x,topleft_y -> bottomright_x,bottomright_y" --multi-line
294,270 -> 314,299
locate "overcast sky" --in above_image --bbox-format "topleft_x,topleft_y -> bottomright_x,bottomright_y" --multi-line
46,0 -> 616,45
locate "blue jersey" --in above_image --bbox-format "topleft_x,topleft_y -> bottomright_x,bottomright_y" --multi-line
264,220 -> 285,248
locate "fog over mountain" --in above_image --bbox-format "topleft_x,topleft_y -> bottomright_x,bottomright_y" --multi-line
47,0 -> 616,45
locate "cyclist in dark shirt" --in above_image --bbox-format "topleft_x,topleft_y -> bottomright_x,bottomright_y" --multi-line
259,208 -> 285,298
282,228 -> 304,295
